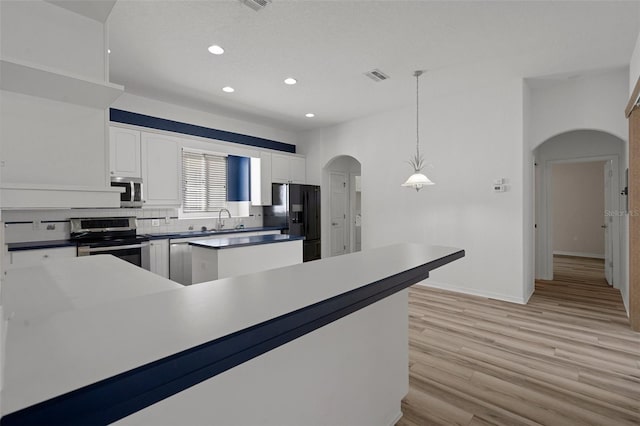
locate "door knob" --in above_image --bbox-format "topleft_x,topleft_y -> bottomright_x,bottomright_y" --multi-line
332,222 -> 338,226
601,225 -> 608,229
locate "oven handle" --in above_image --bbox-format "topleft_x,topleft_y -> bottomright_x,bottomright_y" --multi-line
78,242 -> 148,255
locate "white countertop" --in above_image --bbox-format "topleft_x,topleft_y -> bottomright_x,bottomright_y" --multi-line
2,243 -> 462,415
2,256 -> 182,325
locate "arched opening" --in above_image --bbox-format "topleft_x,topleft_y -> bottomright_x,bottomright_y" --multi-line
322,155 -> 362,258
533,129 -> 626,295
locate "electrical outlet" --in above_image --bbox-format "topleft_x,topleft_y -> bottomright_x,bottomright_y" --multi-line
151,219 -> 160,227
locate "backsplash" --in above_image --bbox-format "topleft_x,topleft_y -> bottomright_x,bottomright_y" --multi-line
2,207 -> 265,243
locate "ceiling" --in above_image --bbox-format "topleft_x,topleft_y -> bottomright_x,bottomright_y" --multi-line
108,0 -> 640,132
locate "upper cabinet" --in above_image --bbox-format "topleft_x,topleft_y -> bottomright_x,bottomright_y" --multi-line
251,152 -> 273,206
272,153 -> 306,184
109,127 -> 141,178
141,133 -> 181,206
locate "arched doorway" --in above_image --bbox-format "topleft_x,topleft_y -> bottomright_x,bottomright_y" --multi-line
322,156 -> 362,258
533,129 -> 625,291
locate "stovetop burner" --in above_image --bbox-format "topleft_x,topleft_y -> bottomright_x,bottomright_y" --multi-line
69,217 -> 144,244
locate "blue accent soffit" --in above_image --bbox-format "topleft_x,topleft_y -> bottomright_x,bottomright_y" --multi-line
0,250 -> 464,426
109,109 -> 296,153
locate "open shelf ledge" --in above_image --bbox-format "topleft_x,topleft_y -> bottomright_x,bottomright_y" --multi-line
0,57 -> 124,109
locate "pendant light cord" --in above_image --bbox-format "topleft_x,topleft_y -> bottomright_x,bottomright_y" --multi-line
414,70 -> 423,170
416,71 -> 420,163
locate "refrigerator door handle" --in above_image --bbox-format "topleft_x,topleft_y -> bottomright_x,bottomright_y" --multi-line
303,190 -> 309,236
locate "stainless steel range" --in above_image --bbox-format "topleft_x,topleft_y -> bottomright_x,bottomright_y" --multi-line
70,217 -> 150,270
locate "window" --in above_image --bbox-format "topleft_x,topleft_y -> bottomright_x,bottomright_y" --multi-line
182,150 -> 227,213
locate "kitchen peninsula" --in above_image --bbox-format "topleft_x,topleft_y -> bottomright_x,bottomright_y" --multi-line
190,234 -> 304,283
1,243 -> 464,426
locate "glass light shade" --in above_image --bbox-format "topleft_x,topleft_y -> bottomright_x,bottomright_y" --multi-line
402,172 -> 435,191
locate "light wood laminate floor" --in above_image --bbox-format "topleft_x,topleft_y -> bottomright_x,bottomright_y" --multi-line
397,256 -> 640,426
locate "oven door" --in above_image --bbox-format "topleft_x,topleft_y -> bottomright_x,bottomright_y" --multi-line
77,242 -> 150,270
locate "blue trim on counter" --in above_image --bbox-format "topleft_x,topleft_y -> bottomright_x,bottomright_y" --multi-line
110,109 -> 296,153
190,234 -> 304,250
7,240 -> 76,252
0,249 -> 465,426
144,226 -> 287,240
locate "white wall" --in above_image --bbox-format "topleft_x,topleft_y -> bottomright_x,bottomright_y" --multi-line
523,83 -> 535,301
300,78 -> 526,303
552,161 -> 606,257
529,68 -> 629,150
630,31 -> 640,95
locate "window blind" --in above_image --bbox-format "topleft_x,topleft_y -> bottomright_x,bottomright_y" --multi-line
182,150 -> 227,213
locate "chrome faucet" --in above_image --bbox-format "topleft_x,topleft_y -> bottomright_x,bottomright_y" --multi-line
217,208 -> 232,230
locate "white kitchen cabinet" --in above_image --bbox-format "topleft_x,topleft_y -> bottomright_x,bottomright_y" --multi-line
141,132 -> 181,206
251,152 -> 273,206
149,239 -> 169,278
109,127 -> 141,178
290,156 -> 306,183
271,154 -> 306,184
5,246 -> 76,271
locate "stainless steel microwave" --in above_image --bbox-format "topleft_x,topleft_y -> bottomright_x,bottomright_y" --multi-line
110,177 -> 143,208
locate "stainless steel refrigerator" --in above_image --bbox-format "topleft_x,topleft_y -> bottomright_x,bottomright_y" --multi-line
263,183 -> 321,261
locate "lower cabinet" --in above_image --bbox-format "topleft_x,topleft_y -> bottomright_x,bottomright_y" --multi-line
5,246 -> 77,271
149,239 -> 169,278
168,230 -> 282,285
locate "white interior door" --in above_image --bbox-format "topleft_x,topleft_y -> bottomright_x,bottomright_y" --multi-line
604,161 -> 613,285
330,172 -> 347,256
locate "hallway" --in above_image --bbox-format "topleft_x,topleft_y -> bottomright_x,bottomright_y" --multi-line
534,255 -> 628,326
397,257 -> 639,425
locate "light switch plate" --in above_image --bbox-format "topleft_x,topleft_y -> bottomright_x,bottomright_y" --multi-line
151,219 -> 160,227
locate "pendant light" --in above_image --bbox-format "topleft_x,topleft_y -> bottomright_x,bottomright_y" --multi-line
402,70 -> 435,191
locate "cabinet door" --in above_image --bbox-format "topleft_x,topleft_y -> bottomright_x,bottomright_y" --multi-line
251,152 -> 272,206
109,127 -> 141,178
7,247 -> 77,270
271,154 -> 291,183
149,239 -> 169,278
141,133 -> 180,206
290,156 -> 306,184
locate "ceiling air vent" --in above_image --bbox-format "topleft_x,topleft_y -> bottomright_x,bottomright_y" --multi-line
364,69 -> 390,82
239,0 -> 272,11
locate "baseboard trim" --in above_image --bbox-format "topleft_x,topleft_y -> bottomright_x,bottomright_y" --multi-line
417,281 -> 527,304
553,251 -> 605,259
523,284 -> 535,304
388,410 -> 403,426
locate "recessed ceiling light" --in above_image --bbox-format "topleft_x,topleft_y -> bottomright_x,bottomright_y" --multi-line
107,49 -> 111,54
222,86 -> 235,93
305,113 -> 315,118
208,45 -> 225,55
284,77 -> 297,85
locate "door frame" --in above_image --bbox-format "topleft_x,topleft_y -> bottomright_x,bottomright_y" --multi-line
539,155 -> 621,287
349,172 -> 361,253
625,85 -> 640,330
329,171 -> 348,257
